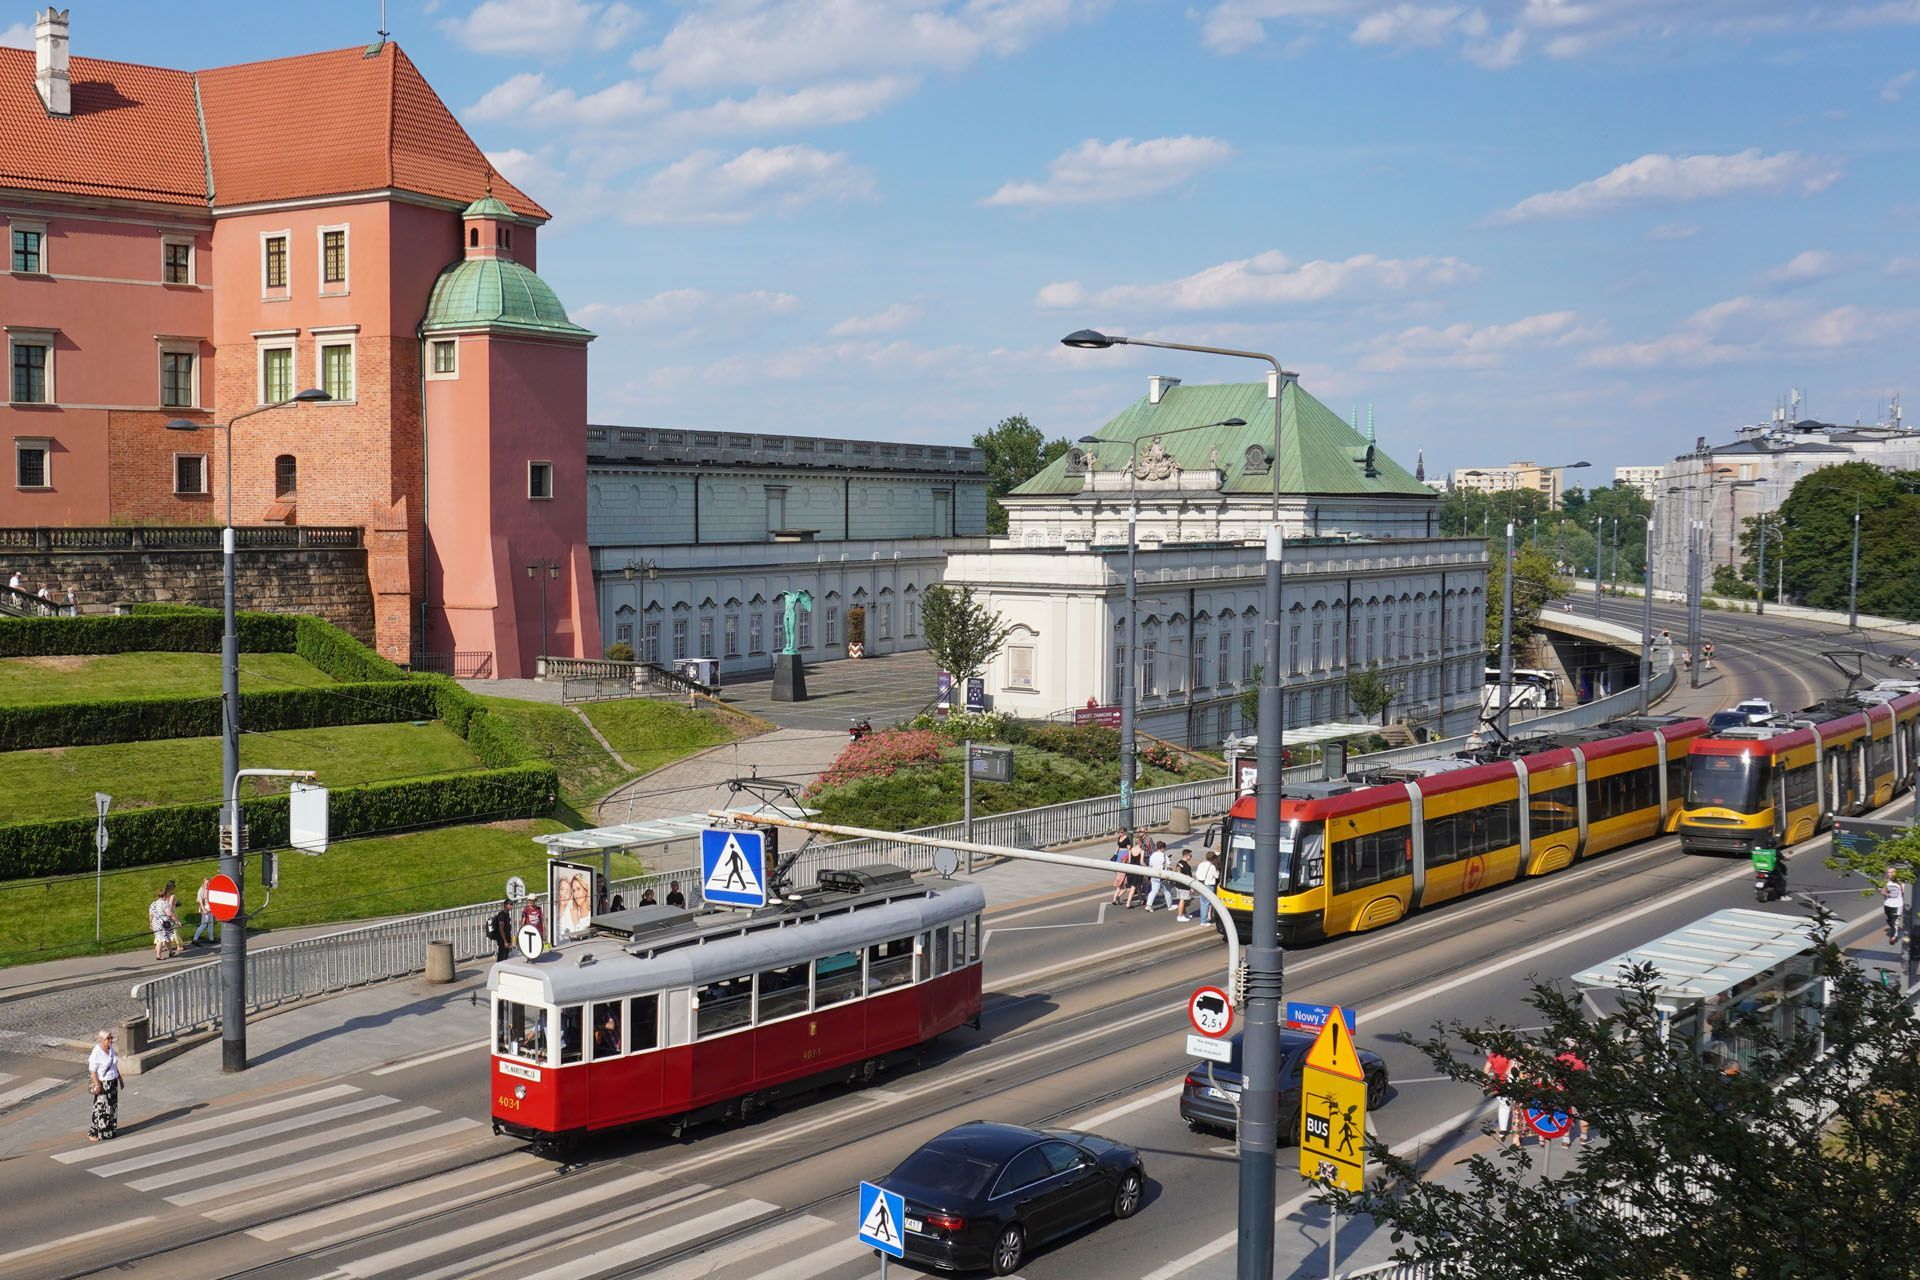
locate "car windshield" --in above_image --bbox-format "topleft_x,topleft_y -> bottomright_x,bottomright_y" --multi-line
1223,819 -> 1324,896
1686,754 -> 1770,811
1708,711 -> 1746,730
889,1148 -> 1001,1201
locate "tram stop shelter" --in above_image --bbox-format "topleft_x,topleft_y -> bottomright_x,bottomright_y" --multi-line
532,802 -> 818,897
1572,908 -> 1825,1074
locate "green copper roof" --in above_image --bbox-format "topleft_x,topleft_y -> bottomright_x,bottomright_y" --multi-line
462,194 -> 515,219
1012,380 -> 1434,500
423,257 -> 594,339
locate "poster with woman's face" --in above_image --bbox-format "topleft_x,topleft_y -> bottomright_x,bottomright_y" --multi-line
547,860 -> 601,940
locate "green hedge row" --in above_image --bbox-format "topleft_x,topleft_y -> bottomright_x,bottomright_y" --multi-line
0,763 -> 557,878
0,681 -> 443,751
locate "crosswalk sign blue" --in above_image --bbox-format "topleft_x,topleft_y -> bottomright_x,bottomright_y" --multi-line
701,827 -> 768,908
857,1180 -> 906,1258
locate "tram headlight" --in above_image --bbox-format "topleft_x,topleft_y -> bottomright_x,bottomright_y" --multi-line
514,1085 -> 527,1100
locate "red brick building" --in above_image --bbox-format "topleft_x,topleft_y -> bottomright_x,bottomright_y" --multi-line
0,10 -> 598,672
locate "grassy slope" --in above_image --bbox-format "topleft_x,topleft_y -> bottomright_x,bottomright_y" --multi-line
0,651 -> 334,705
474,695 -> 635,817
581,699 -> 736,774
0,721 -> 480,822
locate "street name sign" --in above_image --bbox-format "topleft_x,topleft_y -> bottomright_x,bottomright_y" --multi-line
1299,1003 -> 1367,1193
1285,1001 -> 1356,1033
701,827 -> 768,908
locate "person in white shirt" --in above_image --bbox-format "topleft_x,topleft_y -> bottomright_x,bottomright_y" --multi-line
1143,841 -> 1175,912
1883,870 -> 1906,946
87,1029 -> 120,1141
1191,852 -> 1221,925
5,571 -> 19,591
191,877 -> 217,946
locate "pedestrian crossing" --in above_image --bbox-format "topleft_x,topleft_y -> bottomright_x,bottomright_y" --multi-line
0,1069 -> 66,1108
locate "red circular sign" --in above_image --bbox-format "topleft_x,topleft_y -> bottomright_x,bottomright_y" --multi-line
1463,856 -> 1486,893
1188,985 -> 1234,1037
206,873 -> 241,922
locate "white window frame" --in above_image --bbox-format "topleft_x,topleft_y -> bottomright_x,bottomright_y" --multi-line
256,338 -> 295,406
160,234 -> 195,285
172,451 -> 208,496
11,219 -> 47,274
528,460 -> 554,501
157,340 -> 201,410
14,437 -> 51,490
427,337 -> 458,380
8,328 -> 55,405
312,329 -> 357,404
317,224 -> 349,294
260,229 -> 290,295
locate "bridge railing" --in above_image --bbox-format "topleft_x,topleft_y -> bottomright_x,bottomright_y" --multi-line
0,525 -> 362,552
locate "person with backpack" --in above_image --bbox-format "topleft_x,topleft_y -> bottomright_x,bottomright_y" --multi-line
486,898 -> 512,961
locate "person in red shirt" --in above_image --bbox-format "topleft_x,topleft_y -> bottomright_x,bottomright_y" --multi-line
1483,1050 -> 1519,1150
1554,1041 -> 1591,1146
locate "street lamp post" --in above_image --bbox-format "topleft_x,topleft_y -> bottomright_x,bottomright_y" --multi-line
526,560 -> 559,664
1688,520 -> 1705,689
165,387 -> 330,1072
1640,517 -> 1654,714
1497,521 -> 1516,735
1063,329 -> 1290,1280
1849,501 -> 1861,630
622,558 -> 659,663
1754,515 -> 1768,617
1078,416 -> 1246,832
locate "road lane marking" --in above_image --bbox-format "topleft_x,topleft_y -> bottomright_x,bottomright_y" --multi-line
129,1105 -> 439,1191
89,1094 -> 400,1177
165,1118 -> 481,1206
638,1214 -> 835,1280
0,1075 -> 63,1107
53,1083 -> 360,1162
515,1200 -> 779,1280
1070,1082 -> 1186,1132
247,1153 -> 549,1241
203,1137 -> 509,1224
0,1215 -> 154,1269
753,1237 -> 872,1280
371,1039 -> 488,1076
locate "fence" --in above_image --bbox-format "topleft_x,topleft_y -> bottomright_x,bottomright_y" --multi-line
408,651 -> 495,679
0,582 -> 74,618
0,525 -> 361,551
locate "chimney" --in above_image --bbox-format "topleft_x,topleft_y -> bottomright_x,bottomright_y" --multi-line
1147,374 -> 1179,405
35,8 -> 70,116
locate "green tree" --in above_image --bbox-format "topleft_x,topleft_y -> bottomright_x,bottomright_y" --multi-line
1239,663 -> 1263,729
974,414 -> 1069,535
1825,822 -> 1920,892
1484,545 -> 1569,651
1710,563 -> 1755,600
1323,917 -> 1920,1279
1346,663 -> 1393,724
1740,462 -> 1920,620
920,584 -> 1015,683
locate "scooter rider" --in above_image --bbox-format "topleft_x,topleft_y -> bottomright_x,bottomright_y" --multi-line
1752,844 -> 1786,902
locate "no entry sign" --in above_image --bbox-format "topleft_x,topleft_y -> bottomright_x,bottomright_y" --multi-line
206,873 -> 240,922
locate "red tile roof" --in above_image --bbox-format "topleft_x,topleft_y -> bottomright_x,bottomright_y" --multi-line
0,41 -> 546,220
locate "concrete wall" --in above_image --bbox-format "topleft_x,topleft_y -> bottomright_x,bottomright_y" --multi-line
588,468 -> 991,545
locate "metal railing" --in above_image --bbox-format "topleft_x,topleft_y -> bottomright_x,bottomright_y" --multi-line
539,654 -> 717,698
0,525 -> 361,552
0,583 -> 74,617
409,650 -> 495,679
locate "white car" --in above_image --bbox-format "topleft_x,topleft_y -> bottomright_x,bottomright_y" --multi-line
1731,699 -> 1775,723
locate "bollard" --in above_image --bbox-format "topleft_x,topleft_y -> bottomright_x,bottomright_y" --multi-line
118,1014 -> 149,1055
425,939 -> 456,984
1167,805 -> 1192,835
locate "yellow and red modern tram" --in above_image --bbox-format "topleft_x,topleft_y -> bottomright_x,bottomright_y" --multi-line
1210,715 -> 1708,944
1677,685 -> 1920,856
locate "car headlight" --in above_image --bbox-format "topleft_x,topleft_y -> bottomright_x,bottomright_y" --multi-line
514,1084 -> 527,1100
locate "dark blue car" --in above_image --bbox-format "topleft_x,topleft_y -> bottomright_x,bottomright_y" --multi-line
1180,1029 -> 1390,1136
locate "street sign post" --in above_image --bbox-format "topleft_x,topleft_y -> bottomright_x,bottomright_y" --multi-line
701,827 -> 769,908
1525,1105 -> 1572,1140
858,1179 -> 906,1274
505,875 -> 527,902
1189,985 -> 1233,1037
1298,1004 -> 1367,1279
205,873 -> 241,922
94,792 -> 110,943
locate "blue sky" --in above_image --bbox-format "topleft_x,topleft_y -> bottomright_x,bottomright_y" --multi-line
23,1 -> 1920,479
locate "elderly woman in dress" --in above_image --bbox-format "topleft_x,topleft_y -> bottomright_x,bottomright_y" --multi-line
87,1029 -> 120,1141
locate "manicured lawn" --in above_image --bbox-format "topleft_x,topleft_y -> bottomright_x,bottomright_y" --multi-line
581,698 -> 736,774
0,817 -> 678,964
0,721 -> 481,823
0,651 -> 336,705
475,695 -> 635,814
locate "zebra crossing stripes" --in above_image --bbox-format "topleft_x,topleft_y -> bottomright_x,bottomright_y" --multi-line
0,1072 -> 64,1108
53,1082 -> 360,1162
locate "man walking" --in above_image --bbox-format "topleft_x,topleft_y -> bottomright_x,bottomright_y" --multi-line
1883,869 -> 1905,946
1144,841 -> 1174,912
191,877 -> 217,947
487,897 -> 512,962
1191,851 -> 1220,925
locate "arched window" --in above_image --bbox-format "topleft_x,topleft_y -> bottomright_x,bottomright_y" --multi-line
274,454 -> 296,497
468,227 -> 479,248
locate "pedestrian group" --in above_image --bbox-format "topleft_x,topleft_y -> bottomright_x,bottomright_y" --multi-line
1111,830 -> 1220,925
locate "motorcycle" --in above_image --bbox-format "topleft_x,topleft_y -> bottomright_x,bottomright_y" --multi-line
1752,847 -> 1786,902
847,717 -> 874,742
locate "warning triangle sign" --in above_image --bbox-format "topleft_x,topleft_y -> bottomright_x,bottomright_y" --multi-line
1304,1006 -> 1363,1081
860,1190 -> 901,1246
704,833 -> 764,898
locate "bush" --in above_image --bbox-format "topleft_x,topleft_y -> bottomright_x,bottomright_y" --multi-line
0,681 -> 441,751
1138,740 -> 1188,775
604,641 -> 635,663
847,605 -> 866,646
805,729 -> 945,795
904,709 -> 1008,743
1025,722 -> 1120,764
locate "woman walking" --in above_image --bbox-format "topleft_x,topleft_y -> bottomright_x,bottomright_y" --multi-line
87,1029 -> 120,1141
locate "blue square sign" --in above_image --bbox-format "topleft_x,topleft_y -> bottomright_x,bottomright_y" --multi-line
858,1180 -> 906,1258
701,827 -> 768,908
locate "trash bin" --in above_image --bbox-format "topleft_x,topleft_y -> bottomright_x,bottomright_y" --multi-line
425,939 -> 456,984
1167,805 -> 1192,835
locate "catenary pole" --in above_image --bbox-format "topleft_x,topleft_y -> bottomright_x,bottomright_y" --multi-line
1641,517 -> 1654,714
1754,516 -> 1767,617
1849,502 -> 1861,630
1498,521 -> 1515,735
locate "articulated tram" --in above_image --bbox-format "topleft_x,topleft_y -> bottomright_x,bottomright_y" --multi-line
1211,715 -> 1709,944
1678,683 -> 1920,855
488,864 -> 984,1147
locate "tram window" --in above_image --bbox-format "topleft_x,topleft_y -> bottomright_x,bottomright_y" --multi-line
1871,733 -> 1894,778
758,962 -> 810,1021
629,994 -> 659,1051
1666,752 -> 1687,802
591,1000 -> 623,1059
1531,785 -> 1579,835
932,926 -> 952,977
1424,813 -> 1460,867
696,976 -> 754,1039
918,931 -> 933,982
1785,762 -> 1819,811
1484,799 -> 1517,850
949,926 -> 966,972
497,1000 -> 546,1061
558,1005 -> 583,1064
970,915 -> 982,962
816,950 -> 863,1007
1333,825 -> 1410,894
868,937 -> 914,992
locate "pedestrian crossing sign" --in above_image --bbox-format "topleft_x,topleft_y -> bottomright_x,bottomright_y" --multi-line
701,827 -> 768,908
858,1180 -> 906,1258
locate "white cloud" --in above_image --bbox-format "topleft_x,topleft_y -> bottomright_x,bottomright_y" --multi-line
0,21 -> 30,47
1196,1 -> 1920,65
468,73 -> 666,126
483,146 -> 566,194
829,303 -> 922,336
620,146 -> 874,225
1359,310 -> 1603,371
1759,249 -> 1859,286
983,136 -> 1235,207
633,0 -> 1101,92
1789,305 -> 1875,348
576,289 -> 800,330
442,0 -> 641,56
1579,292 -> 1916,368
672,76 -> 920,134
1881,68 -> 1919,101
1037,249 -> 1479,311
1891,255 -> 1920,275
1488,149 -> 1842,224
1646,222 -> 1700,241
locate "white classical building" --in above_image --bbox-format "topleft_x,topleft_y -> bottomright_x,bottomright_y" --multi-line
942,375 -> 1490,746
585,425 -> 990,675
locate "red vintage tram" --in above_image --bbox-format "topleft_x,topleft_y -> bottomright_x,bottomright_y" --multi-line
489,864 -> 984,1146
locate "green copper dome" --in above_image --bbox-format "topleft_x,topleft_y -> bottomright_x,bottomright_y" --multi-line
462,194 -> 515,219
423,257 -> 594,339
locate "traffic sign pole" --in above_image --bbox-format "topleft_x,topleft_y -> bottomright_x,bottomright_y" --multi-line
94,792 -> 110,943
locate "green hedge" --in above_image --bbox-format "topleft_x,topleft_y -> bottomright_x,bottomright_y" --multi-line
0,681 -> 443,751
0,763 -> 557,878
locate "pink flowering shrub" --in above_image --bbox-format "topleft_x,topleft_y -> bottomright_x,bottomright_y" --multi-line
805,729 -> 945,797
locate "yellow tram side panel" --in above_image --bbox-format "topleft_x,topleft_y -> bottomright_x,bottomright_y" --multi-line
1868,715 -> 1898,808
1775,740 -> 1823,847
1523,758 -> 1580,875
1324,800 -> 1413,938
1581,745 -> 1664,856
1824,723 -> 1870,816
1420,777 -> 1525,906
1662,737 -> 1694,832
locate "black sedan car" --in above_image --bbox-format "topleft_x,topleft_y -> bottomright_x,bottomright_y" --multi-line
876,1120 -> 1146,1275
1180,1029 -> 1390,1137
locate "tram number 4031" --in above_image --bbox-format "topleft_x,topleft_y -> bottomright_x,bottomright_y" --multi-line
496,1094 -> 523,1111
